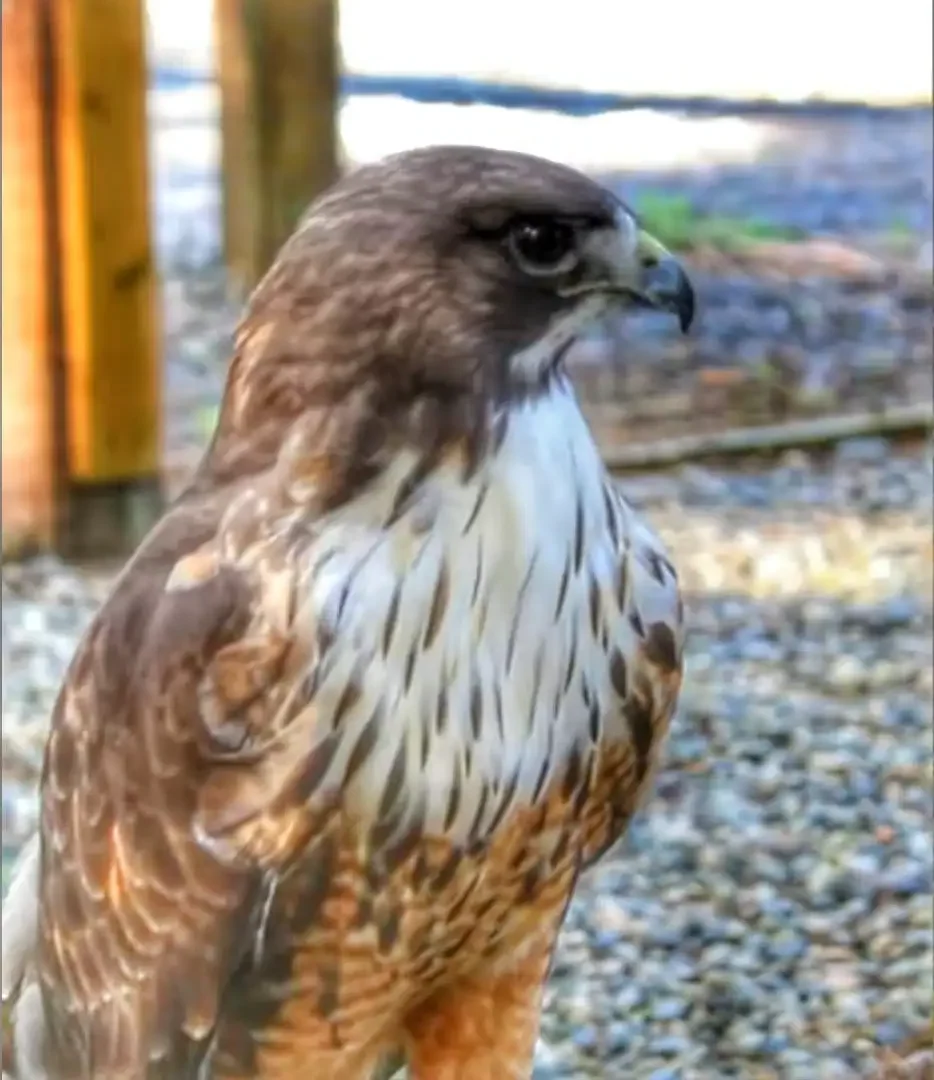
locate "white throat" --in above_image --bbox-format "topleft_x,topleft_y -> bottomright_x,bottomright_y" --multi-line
289,378 -> 630,840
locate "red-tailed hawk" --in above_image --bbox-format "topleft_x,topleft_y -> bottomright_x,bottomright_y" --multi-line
2,145 -> 693,1079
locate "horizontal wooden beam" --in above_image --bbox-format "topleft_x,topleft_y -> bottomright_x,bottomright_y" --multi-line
602,404 -> 934,472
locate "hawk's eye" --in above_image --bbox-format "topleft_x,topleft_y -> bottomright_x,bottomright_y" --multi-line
507,218 -> 578,277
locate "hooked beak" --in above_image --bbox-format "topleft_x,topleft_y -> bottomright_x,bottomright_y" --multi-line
572,217 -> 696,334
630,228 -> 696,333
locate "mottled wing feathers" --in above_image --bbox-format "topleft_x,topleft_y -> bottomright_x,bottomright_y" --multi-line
12,504 -> 327,1079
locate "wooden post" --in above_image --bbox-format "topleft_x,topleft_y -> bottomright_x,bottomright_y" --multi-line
1,0 -> 57,555
215,0 -> 339,293
51,0 -> 163,557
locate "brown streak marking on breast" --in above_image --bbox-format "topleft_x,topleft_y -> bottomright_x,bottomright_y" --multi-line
588,577 -> 603,640
505,552 -> 539,674
609,648 -> 628,700
442,766 -> 463,834
329,676 -> 363,733
430,850 -> 462,893
473,589 -> 492,641
587,698 -> 600,744
373,743 -> 405,825
344,707 -> 382,788
530,741 -> 553,805
562,626 -> 579,696
616,553 -> 630,610
624,695 -> 655,784
526,649 -> 545,733
561,743 -> 583,801
461,481 -> 489,536
645,549 -> 668,586
292,731 -> 342,802
422,560 -> 450,651
470,540 -> 484,607
469,675 -> 483,741
486,771 -> 519,836
385,462 -> 429,529
435,682 -> 449,736
466,783 -> 491,846
402,641 -> 419,694
553,553 -> 572,620
381,582 -> 402,657
382,804 -> 427,874
602,484 -> 620,549
572,492 -> 585,574
418,709 -> 431,770
643,621 -> 680,674
462,743 -> 473,782
492,682 -> 505,741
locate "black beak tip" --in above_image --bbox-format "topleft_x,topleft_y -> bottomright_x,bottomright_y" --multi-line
642,258 -> 696,335
677,278 -> 696,334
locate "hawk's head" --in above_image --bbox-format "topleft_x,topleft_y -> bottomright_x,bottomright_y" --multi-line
207,146 -> 694,502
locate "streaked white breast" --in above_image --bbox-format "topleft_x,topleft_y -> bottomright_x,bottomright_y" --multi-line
285,377 -> 680,843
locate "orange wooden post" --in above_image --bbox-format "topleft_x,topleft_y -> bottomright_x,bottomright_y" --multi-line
214,0 -> 339,293
1,0 -> 58,555
51,0 -> 163,556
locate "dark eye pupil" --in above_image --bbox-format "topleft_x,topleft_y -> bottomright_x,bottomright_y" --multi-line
512,220 -> 573,266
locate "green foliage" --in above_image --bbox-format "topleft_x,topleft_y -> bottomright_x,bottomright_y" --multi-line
199,404 -> 220,439
882,215 -> 919,255
634,193 -> 802,252
886,215 -> 914,239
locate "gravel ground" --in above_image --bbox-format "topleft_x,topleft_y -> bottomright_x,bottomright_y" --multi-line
3,102 -> 932,1077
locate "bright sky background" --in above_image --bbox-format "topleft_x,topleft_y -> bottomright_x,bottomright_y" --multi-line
148,0 -> 932,104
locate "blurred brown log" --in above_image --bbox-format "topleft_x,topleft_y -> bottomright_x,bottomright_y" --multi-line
215,0 -> 339,293
602,403 -> 934,472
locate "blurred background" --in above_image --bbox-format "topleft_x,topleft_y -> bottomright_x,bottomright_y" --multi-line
2,1 -> 932,1076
